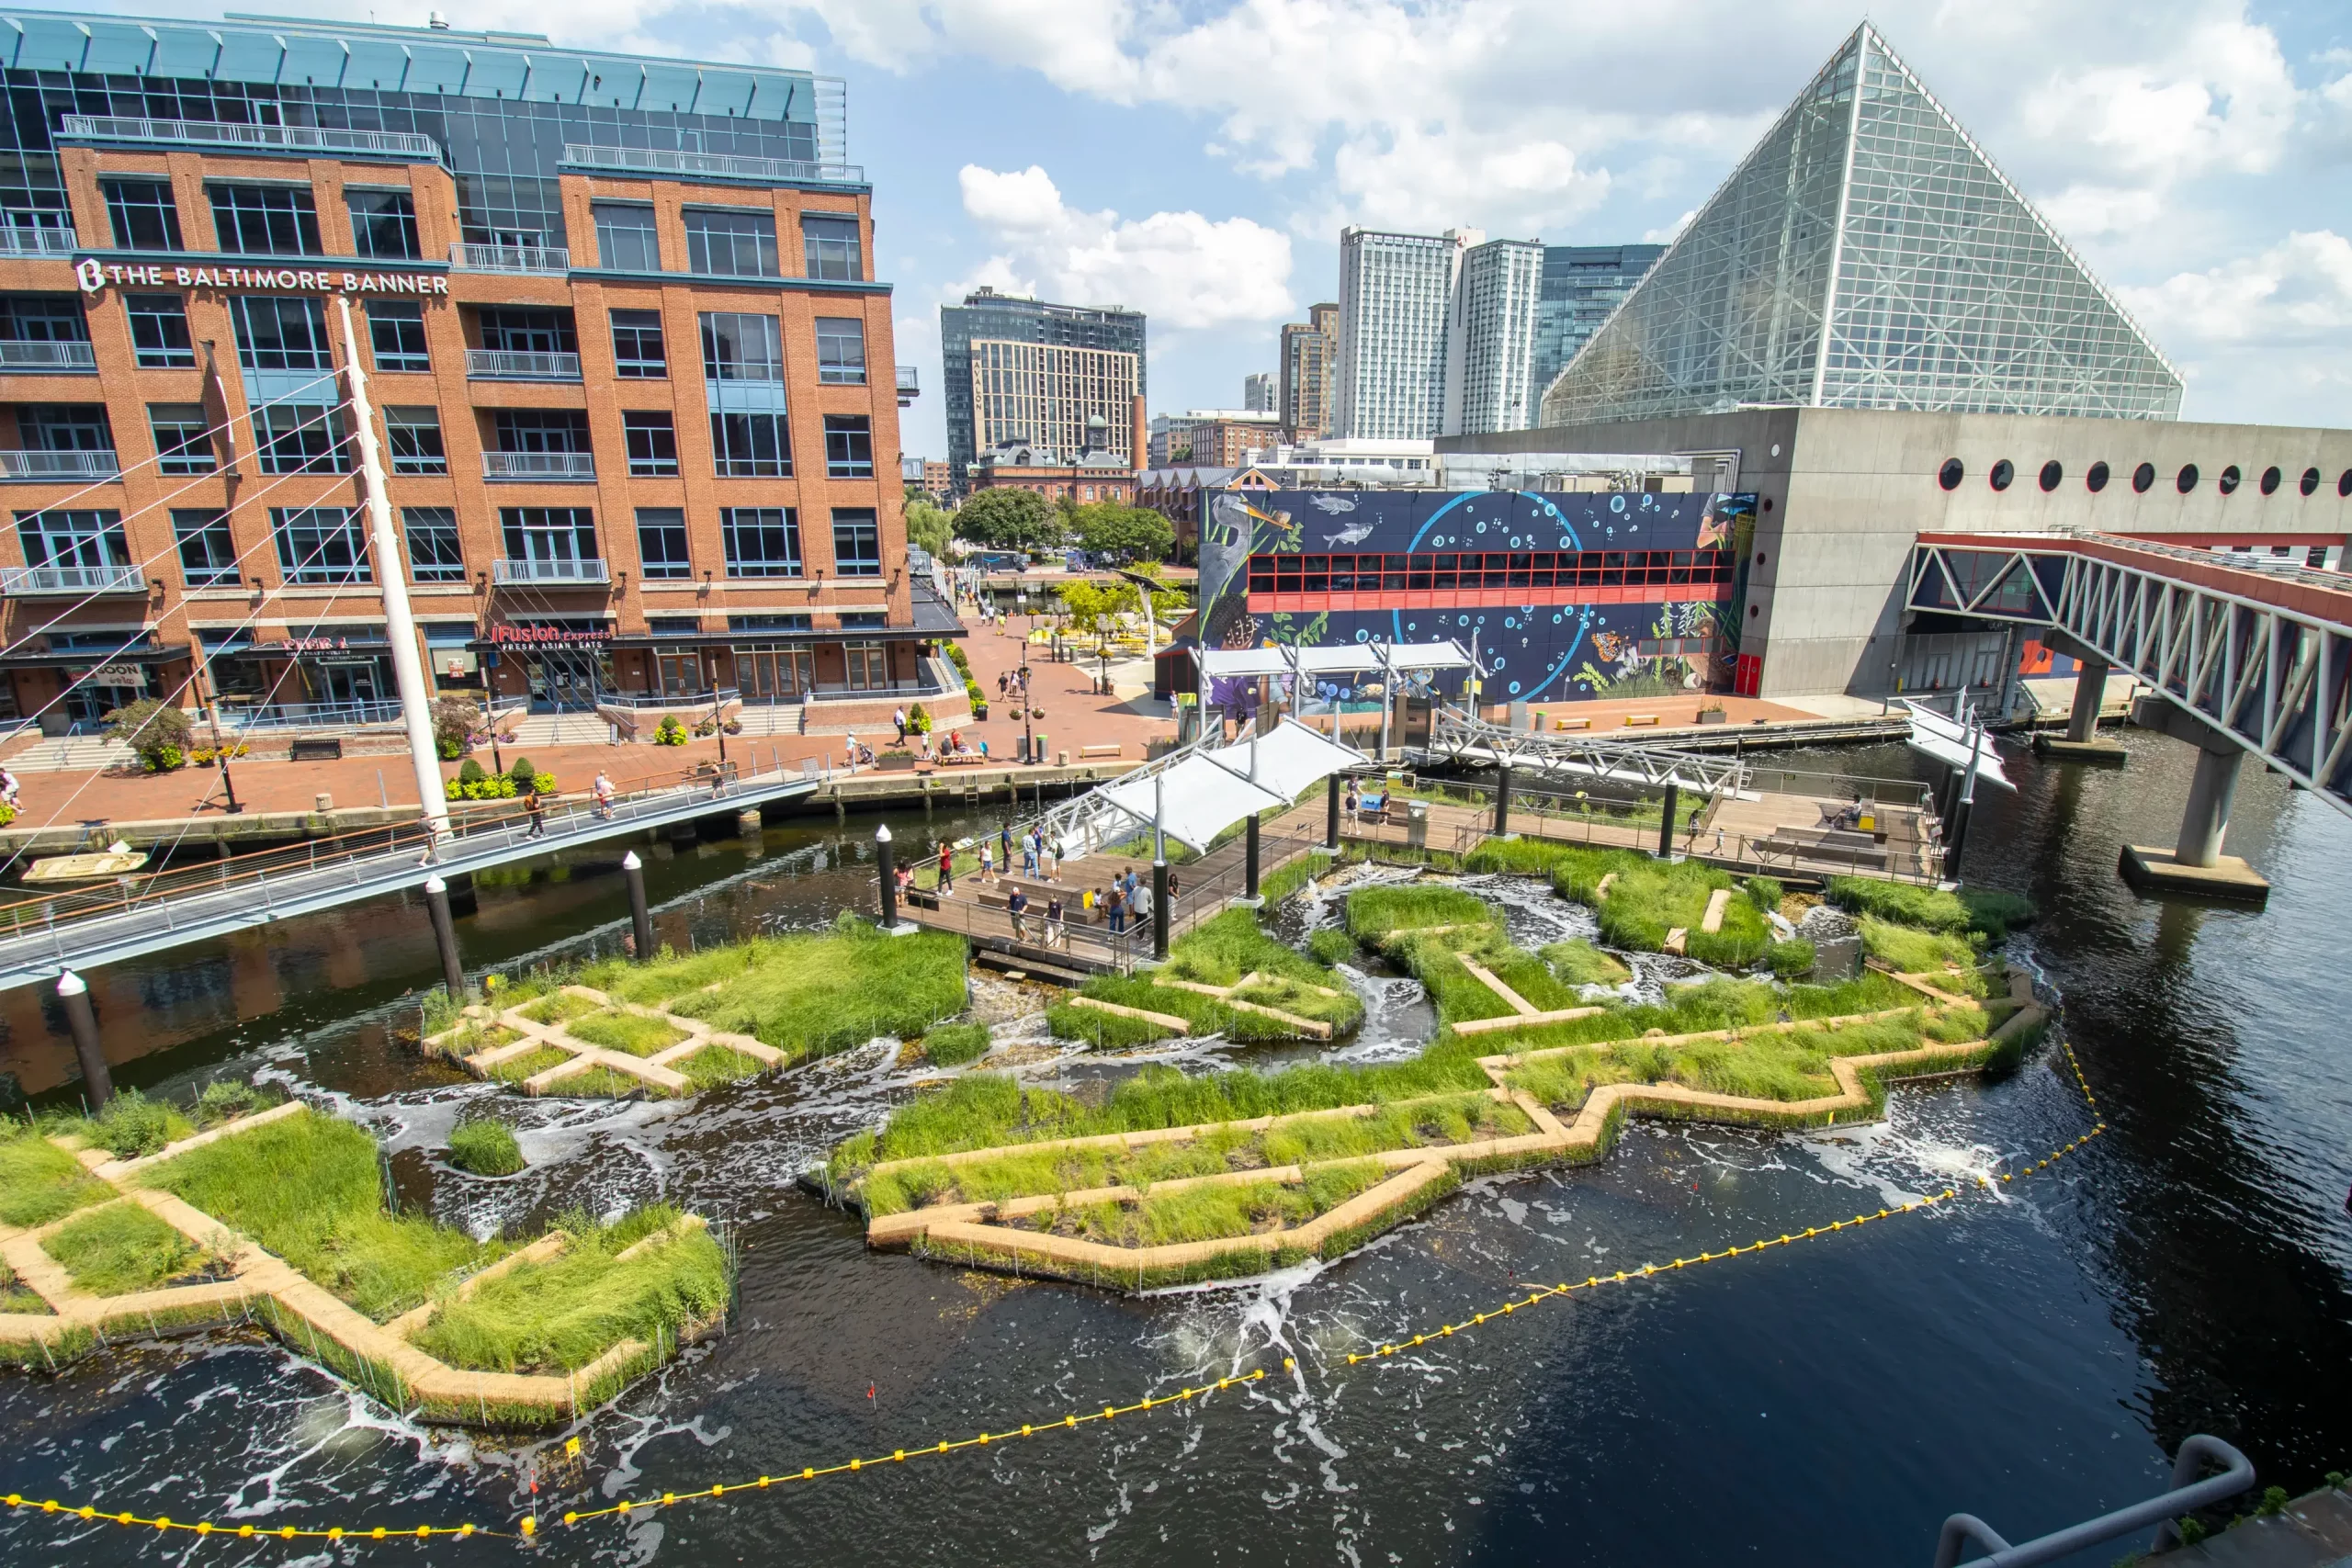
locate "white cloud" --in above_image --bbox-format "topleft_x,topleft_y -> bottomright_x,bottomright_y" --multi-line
2120,231 -> 2352,422
955,164 -> 1296,332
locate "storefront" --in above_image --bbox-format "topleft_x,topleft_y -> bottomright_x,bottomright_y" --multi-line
0,633 -> 185,731
481,619 -> 616,712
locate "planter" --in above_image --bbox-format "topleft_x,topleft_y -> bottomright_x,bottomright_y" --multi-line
876,754 -> 917,773
1696,707 -> 1728,725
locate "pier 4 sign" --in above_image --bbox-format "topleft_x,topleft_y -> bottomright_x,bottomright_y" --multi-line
75,259 -> 449,297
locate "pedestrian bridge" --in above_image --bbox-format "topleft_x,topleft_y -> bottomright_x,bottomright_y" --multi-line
0,761 -> 823,994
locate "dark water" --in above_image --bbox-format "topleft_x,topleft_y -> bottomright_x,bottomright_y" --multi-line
3,733 -> 2348,1567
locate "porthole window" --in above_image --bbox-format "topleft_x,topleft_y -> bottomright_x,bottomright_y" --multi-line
2132,462 -> 2156,493
1989,459 -> 2015,491
2086,461 -> 2110,493
2301,467 -> 2321,496
2177,464 -> 2199,493
1938,458 -> 1963,491
1748,604 -> 1759,618
2339,468 -> 2352,498
2218,465 -> 2241,495
1755,551 -> 1767,566
2039,460 -> 2063,492
2260,466 -> 2281,495
1761,497 -> 1772,513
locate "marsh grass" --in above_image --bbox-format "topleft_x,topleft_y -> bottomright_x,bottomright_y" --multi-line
193,1080 -> 279,1128
0,1258 -> 48,1314
1767,938 -> 1817,979
1344,884 -> 1489,941
563,1011 -> 687,1056
1825,876 -> 2037,940
517,992 -> 598,1026
442,1022 -> 524,1059
919,1022 -> 991,1066
549,1066 -> 653,1100
484,1045 -> 571,1084
1858,918 -> 1983,980
1541,938 -> 1631,987
447,1119 -> 524,1177
1306,927 -> 1355,965
409,1207 -> 729,1375
1380,920 -> 1582,1021
1023,1161 -> 1393,1248
149,1108 -> 497,1322
46,1089 -> 195,1160
0,1121 -> 111,1228
42,1201 -> 209,1297
1051,910 -> 1361,1046
673,1043 -> 767,1091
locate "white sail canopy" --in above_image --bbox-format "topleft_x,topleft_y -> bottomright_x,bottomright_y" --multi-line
1193,639 -> 1476,681
1071,719 -> 1371,855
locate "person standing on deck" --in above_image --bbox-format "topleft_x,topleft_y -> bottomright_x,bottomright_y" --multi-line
1106,883 -> 1126,935
1007,886 -> 1029,942
1045,895 -> 1066,950
892,705 -> 908,743
937,842 -> 955,896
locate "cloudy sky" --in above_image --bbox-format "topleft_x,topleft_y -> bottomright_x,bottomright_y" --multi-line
82,1 -> 2352,453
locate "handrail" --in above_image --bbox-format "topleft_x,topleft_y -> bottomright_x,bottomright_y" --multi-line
0,225 -> 76,254
60,114 -> 440,161
0,340 -> 96,368
0,448 -> 119,479
449,242 -> 569,275
560,143 -> 865,186
2079,529 -> 2352,595
1931,1434 -> 2252,1568
466,348 -> 582,381
482,451 -> 595,480
0,563 -> 145,595
0,759 -> 791,943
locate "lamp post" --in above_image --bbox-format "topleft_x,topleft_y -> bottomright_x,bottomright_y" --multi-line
1021,661 -> 1035,764
876,822 -> 900,931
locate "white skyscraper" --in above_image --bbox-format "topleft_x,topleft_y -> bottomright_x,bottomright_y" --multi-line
1242,372 -> 1277,412
1337,226 -> 1543,439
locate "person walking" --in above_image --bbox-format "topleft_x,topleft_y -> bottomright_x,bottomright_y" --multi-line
936,841 -> 955,896
1022,829 -> 1039,878
592,770 -> 615,820
524,786 -> 548,839
892,705 -> 908,743
978,838 -> 995,884
1045,895 -> 1066,950
1007,885 -> 1029,942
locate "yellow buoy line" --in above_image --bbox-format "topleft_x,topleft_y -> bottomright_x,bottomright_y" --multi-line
4,1036 -> 2110,1547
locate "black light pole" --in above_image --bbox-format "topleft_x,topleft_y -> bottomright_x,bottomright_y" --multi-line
876,822 -> 899,929
705,648 -> 727,768
1022,662 -> 1035,764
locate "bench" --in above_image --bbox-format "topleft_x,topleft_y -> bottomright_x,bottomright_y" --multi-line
933,752 -> 989,767
1554,716 -> 1591,731
1624,714 -> 1661,728
1079,742 -> 1124,760
290,736 -> 343,761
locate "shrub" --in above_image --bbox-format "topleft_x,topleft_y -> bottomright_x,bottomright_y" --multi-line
458,757 -> 488,785
84,1089 -> 187,1158
921,1022 -> 991,1066
103,698 -> 192,770
1766,938 -> 1816,979
193,1079 -> 274,1127
654,715 -> 689,746
447,1117 -> 525,1177
141,744 -> 187,773
532,771 -> 557,795
508,755 -> 538,791
1825,877 -> 2037,940
0,803 -> 17,828
432,696 -> 478,760
909,703 -> 933,734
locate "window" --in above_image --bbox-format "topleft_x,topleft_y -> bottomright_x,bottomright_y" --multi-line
475,308 -> 575,355
610,310 -> 666,378
18,509 -> 128,570
2301,467 -> 2322,497
271,505 -> 369,584
20,406 -> 111,452
1937,458 -> 1962,491
2086,461 -> 2110,493
2132,462 -> 2156,494
802,214 -> 860,281
831,508 -> 881,576
368,301 -> 429,372
403,507 -> 465,582
254,401 -> 348,475
684,208 -> 778,277
1988,459 -> 2013,491
103,179 -> 181,250
838,610 -> 886,629
500,507 -> 598,568
700,311 -> 784,380
209,184 -> 322,255
0,295 -> 85,344
636,508 -> 692,579
385,407 -> 446,474
2177,463 -> 2199,494
149,405 -> 215,474
492,410 -> 591,455
594,202 -> 661,271
729,614 -> 811,632
721,507 -> 801,577
646,616 -> 700,637
824,414 -> 873,479
172,510 -> 236,589
2260,466 -> 2282,496
623,412 -> 678,477
2038,461 -> 2064,493
815,316 -> 865,385
232,296 -> 333,372
347,189 -> 418,260
2218,464 -> 2242,496
843,641 -> 888,689
711,411 -> 791,478
126,294 -> 194,368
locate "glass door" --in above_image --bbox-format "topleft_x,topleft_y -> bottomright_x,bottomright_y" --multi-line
843,641 -> 888,691
657,650 -> 704,696
740,647 -> 811,702
317,660 -> 384,705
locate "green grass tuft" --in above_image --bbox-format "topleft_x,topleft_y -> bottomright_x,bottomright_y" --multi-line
673,1043 -> 768,1091
484,1045 -> 571,1084
920,1022 -> 991,1066
1825,876 -> 2037,940
447,1119 -> 524,1177
1345,884 -> 1490,940
42,1201 -> 209,1297
1306,927 -> 1356,965
1542,938 -> 1631,987
1857,917 -> 1981,977
0,1121 -> 111,1228
1767,938 -> 1817,979
563,1010 -> 687,1056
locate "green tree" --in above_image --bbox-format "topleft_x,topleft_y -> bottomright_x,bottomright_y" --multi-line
954,487 -> 1062,553
1071,502 -> 1175,564
1058,579 -> 1138,638
903,498 -> 955,560
103,698 -> 192,769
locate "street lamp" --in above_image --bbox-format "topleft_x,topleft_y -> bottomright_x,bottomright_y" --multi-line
1020,660 -> 1035,764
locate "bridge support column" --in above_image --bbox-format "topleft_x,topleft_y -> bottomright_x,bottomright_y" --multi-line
1657,782 -> 1679,859
2118,697 -> 2271,904
1238,813 -> 1262,907
622,852 -> 655,961
1326,774 -> 1342,851
1152,859 -> 1170,962
422,876 -> 465,999
57,971 -> 110,1110
1492,765 -> 1513,840
2035,635 -> 2126,762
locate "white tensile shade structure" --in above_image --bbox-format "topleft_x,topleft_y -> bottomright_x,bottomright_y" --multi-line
1067,719 -> 1370,858
1902,699 -> 2011,790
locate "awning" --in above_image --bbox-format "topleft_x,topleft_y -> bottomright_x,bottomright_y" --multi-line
1069,718 -> 1370,855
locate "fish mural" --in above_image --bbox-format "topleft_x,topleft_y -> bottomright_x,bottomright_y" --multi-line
1190,487 -> 1758,704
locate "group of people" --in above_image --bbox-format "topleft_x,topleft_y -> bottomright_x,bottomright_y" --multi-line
0,768 -> 19,809
915,827 -> 1184,950
1080,866 -> 1162,937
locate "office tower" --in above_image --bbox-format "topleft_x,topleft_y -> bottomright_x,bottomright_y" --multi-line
1279,303 -> 1339,443
1529,245 -> 1665,400
940,288 -> 1146,491
1242,372 -> 1276,412
1445,238 -> 1544,434
1335,228 -> 1472,441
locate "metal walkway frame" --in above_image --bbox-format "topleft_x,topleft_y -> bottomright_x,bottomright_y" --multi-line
1420,706 -> 1754,795
1910,530 -> 2352,820
0,767 -> 822,994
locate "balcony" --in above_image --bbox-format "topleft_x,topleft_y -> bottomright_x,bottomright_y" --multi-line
0,226 -> 76,256
59,114 -> 441,162
897,364 -> 920,406
0,449 -> 119,481
466,349 -> 582,382
492,558 -> 609,586
483,451 -> 596,482
0,341 -> 96,373
560,143 -> 865,188
450,243 -> 569,276
0,563 -> 146,596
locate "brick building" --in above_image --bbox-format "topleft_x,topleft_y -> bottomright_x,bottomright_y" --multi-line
0,10 -> 959,737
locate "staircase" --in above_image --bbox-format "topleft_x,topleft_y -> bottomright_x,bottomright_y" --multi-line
730,703 -> 804,738
4,734 -> 135,773
502,712 -> 615,749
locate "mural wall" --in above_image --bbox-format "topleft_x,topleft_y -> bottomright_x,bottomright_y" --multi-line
1195,488 -> 1755,705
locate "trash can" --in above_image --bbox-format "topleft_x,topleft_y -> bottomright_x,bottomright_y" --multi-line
1407,798 -> 1429,850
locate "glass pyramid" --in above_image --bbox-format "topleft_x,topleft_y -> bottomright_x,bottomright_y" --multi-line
1542,24 -> 2182,424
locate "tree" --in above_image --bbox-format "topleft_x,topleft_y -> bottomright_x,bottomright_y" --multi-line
954,487 -> 1062,553
1058,579 -> 1138,638
1070,502 -> 1175,564
903,498 -> 955,560
103,697 -> 192,771
431,695 -> 479,760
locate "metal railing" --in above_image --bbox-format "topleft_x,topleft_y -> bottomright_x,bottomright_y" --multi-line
60,114 -> 441,161
2082,529 -> 2352,594
808,677 -> 955,702
560,143 -> 865,186
595,687 -> 740,711
896,364 -> 919,395
481,451 -> 596,481
0,225 -> 75,255
492,558 -> 609,585
0,562 -> 145,595
1932,1434 -> 2252,1568
449,243 -> 569,275
0,759 -> 812,955
466,348 -> 582,381
218,699 -> 406,732
0,340 -> 96,370
0,449 -> 119,480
